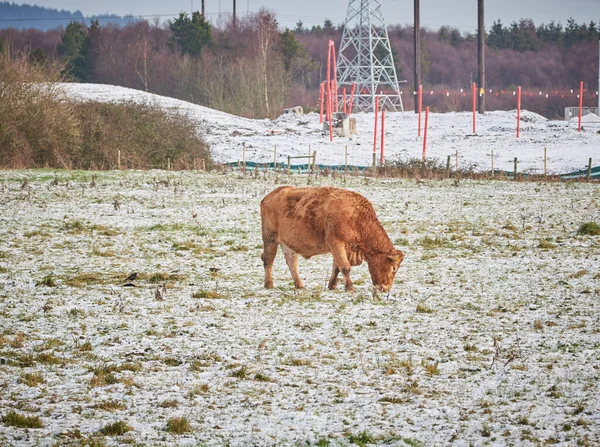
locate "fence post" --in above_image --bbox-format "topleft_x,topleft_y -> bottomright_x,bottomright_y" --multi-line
446,155 -> 451,178
514,157 -> 518,179
167,157 -> 171,171
242,143 -> 246,175
587,158 -> 592,180
544,147 -> 547,177
491,150 -> 494,177
455,150 -> 459,173
117,150 -> 121,170
287,156 -> 291,175
313,151 -> 317,173
345,145 -> 348,174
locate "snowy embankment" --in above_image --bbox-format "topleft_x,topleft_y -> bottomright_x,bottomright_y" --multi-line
0,170 -> 599,446
59,83 -> 600,175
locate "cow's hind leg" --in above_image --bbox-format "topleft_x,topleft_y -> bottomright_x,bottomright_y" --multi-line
262,239 -> 278,289
281,243 -> 304,289
328,262 -> 340,290
329,241 -> 354,291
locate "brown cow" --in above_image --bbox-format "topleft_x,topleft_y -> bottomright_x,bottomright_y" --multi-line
260,186 -> 404,292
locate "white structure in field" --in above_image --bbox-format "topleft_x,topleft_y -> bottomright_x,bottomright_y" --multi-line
337,0 -> 404,112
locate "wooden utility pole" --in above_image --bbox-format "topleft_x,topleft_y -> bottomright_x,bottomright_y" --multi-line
414,0 -> 421,113
233,0 -> 237,29
201,0 -> 205,17
477,0 -> 485,114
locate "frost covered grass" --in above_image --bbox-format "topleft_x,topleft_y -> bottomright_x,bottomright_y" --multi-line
0,169 -> 599,446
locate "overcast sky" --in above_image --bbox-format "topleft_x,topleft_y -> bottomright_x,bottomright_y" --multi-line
16,0 -> 600,32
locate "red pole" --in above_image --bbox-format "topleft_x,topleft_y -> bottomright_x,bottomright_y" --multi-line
472,82 -> 477,134
578,80 -> 583,132
422,106 -> 429,161
418,84 -> 423,137
348,83 -> 356,115
331,41 -> 338,112
343,88 -> 347,114
328,82 -> 333,142
380,108 -> 385,164
326,41 -> 332,123
517,86 -> 522,138
319,82 -> 325,124
373,96 -> 379,165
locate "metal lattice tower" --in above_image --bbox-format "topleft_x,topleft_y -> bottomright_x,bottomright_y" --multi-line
337,0 -> 404,112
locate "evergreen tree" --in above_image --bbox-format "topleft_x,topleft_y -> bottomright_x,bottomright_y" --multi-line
168,11 -> 212,58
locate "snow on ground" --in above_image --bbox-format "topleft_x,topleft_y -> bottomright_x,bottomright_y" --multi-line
59,83 -> 600,175
0,169 -> 599,446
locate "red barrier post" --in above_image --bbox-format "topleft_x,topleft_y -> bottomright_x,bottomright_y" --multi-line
472,82 -> 477,134
517,86 -> 522,138
348,83 -> 356,115
422,106 -> 429,161
326,41 -> 332,124
380,108 -> 385,165
578,81 -> 583,132
331,41 -> 338,112
373,96 -> 379,167
319,82 -> 325,124
418,84 -> 423,137
328,81 -> 334,141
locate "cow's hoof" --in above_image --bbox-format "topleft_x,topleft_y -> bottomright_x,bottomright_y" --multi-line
265,282 -> 274,289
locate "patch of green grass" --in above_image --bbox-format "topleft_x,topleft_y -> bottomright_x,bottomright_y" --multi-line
417,235 -> 449,249
538,239 -> 557,249
98,420 -> 132,436
165,416 -> 192,434
92,400 -> 127,411
577,222 -> 600,236
62,220 -> 85,233
187,384 -> 209,398
159,399 -> 179,408
2,410 -> 44,428
37,274 -> 57,287
192,289 -> 224,299
19,372 -> 46,387
347,430 -> 375,446
231,365 -> 248,379
253,372 -> 273,382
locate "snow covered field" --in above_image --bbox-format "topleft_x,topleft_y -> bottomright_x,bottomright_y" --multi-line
59,83 -> 600,175
1,169 -> 599,446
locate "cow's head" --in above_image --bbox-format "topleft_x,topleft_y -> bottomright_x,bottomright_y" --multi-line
368,249 -> 405,292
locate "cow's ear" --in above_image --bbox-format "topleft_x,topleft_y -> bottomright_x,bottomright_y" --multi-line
387,255 -> 396,263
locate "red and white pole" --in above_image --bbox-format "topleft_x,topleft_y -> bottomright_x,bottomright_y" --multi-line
418,84 -> 423,137
472,82 -> 477,134
343,88 -> 347,114
578,80 -> 583,132
373,96 -> 379,167
380,108 -> 385,165
331,40 -> 338,112
348,83 -> 356,116
319,81 -> 325,124
517,86 -> 522,138
423,106 -> 429,161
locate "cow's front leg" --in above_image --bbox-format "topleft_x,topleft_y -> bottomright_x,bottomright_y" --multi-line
328,262 -> 340,290
281,243 -> 304,289
261,242 -> 278,289
329,242 -> 353,291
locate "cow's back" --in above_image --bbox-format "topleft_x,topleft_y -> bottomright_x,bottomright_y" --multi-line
260,186 -> 364,258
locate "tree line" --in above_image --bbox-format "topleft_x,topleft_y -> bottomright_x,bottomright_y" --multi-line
0,12 -> 598,118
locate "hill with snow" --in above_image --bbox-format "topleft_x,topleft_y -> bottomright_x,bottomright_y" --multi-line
60,83 -> 600,175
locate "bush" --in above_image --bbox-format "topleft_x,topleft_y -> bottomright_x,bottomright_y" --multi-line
0,48 -> 212,170
577,222 -> 600,236
74,101 -> 212,170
